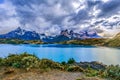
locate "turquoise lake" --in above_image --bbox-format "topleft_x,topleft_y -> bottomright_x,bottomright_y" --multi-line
0,44 -> 120,65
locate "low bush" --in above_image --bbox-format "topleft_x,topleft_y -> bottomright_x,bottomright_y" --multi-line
101,65 -> 120,80
0,57 -> 3,65
1,53 -> 39,69
67,58 -> 75,64
67,65 -> 84,72
2,54 -> 22,67
39,59 -> 64,70
85,68 -> 99,77
21,56 -> 39,69
61,61 -> 66,65
0,53 -> 65,71
0,53 -> 120,80
85,65 -> 120,80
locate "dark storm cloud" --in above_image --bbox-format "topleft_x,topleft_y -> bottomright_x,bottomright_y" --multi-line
10,0 -> 75,25
70,9 -> 89,24
87,0 -> 102,8
7,0 -> 120,23
97,0 -> 120,17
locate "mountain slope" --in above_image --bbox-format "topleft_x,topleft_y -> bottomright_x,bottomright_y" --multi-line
0,27 -> 40,40
104,33 -> 120,47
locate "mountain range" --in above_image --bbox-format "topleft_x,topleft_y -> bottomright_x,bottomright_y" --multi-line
0,27 -> 40,40
42,29 -> 101,43
0,27 -> 101,42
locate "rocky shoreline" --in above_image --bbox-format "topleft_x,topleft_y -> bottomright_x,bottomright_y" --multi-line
75,61 -> 106,70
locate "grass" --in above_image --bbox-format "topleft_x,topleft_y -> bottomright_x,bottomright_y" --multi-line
0,39 -> 44,44
58,38 -> 106,46
84,65 -> 120,80
0,38 -> 106,46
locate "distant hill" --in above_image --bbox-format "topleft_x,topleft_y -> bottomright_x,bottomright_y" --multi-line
104,33 -> 120,47
57,38 -> 106,46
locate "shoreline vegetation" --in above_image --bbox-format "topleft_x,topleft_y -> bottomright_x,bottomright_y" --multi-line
0,38 -> 120,48
0,53 -> 120,80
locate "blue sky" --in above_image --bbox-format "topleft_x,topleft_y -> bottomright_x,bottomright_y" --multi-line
0,0 -> 4,3
0,0 -> 120,36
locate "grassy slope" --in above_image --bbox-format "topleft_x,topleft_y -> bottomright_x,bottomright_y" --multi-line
58,38 -> 106,46
0,39 -> 44,44
0,38 -> 107,46
0,34 -> 120,47
104,33 -> 120,47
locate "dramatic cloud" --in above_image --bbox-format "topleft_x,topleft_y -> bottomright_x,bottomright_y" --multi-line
0,0 -> 20,34
0,0 -> 120,36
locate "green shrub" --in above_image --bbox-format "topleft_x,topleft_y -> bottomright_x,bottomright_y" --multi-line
39,59 -> 64,70
12,62 -> 21,68
61,61 -> 66,65
76,79 -> 81,80
67,58 -> 75,64
20,53 -> 38,58
85,68 -> 99,77
1,53 -> 39,69
0,58 -> 2,62
7,54 -> 19,58
85,65 -> 120,80
0,57 -> 3,65
2,55 -> 22,66
67,65 -> 84,72
103,65 -> 120,80
21,56 -> 39,69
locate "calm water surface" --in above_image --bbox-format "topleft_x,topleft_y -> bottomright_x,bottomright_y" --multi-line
0,44 -> 120,65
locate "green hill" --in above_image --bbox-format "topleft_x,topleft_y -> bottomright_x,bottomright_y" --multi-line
104,33 -> 120,47
58,38 -> 106,46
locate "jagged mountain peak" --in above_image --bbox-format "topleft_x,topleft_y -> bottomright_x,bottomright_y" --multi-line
42,29 -> 101,43
0,27 -> 102,42
16,27 -> 21,30
14,27 -> 24,31
0,27 -> 40,40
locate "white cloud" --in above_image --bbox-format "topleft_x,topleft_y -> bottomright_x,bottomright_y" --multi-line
0,18 -> 20,34
101,0 -> 110,3
0,0 -> 20,34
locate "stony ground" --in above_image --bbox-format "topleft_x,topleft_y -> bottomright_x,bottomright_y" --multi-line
0,67 -> 104,80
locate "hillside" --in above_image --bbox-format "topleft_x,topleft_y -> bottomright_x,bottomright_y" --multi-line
104,33 -> 120,47
58,38 -> 106,46
0,53 -> 119,80
0,39 -> 44,44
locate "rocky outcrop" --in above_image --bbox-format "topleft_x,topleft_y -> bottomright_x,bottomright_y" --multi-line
75,61 -> 106,70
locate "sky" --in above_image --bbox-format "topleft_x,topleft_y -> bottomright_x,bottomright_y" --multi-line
0,0 -> 120,36
0,0 -> 4,3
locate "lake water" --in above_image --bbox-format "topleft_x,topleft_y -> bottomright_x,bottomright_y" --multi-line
0,44 -> 120,65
